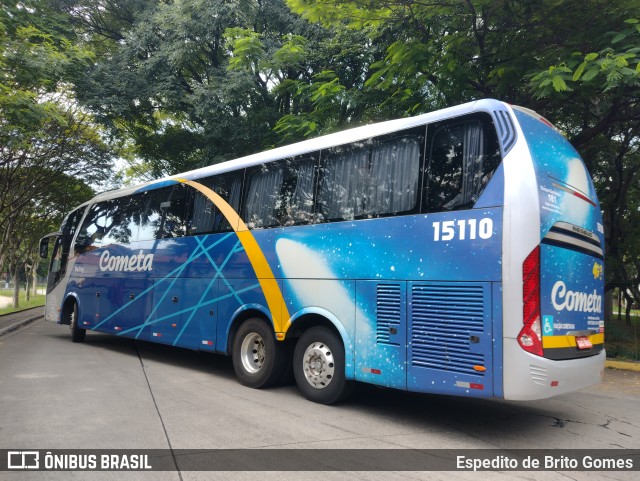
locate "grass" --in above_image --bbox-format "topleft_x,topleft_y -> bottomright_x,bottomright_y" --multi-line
0,290 -> 46,316
605,313 -> 640,361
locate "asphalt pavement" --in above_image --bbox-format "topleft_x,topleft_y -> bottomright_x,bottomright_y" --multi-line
0,308 -> 638,481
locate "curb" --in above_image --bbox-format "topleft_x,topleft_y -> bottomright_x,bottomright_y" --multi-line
0,314 -> 43,337
605,359 -> 640,372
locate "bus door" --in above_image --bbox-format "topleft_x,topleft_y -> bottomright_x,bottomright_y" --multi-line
41,232 -> 64,322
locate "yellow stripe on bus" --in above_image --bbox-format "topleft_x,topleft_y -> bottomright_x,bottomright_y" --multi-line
542,333 -> 604,349
175,178 -> 291,336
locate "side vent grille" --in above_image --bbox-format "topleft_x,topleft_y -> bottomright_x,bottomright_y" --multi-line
376,283 -> 402,345
529,365 -> 549,386
493,109 -> 517,154
411,284 -> 485,376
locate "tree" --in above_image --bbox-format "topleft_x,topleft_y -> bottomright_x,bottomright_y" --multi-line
68,0 -> 386,177
70,0 -> 290,177
0,0 -> 115,307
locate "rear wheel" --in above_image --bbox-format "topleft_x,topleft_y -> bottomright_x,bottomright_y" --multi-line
293,326 -> 353,404
232,318 -> 288,388
70,302 -> 86,343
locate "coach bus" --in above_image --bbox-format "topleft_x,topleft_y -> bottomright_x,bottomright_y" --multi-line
40,99 -> 605,404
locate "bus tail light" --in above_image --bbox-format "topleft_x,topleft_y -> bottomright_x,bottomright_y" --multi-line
519,246 -> 543,356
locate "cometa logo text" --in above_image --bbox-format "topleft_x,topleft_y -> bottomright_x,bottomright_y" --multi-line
99,250 -> 154,272
551,280 -> 602,314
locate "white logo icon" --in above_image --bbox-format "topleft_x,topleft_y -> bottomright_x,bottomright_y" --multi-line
8,451 -> 39,469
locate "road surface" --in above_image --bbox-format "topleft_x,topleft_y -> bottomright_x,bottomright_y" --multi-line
0,315 -> 638,480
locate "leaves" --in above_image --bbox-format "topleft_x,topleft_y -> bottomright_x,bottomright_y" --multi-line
532,18 -> 640,95
0,0 -> 115,267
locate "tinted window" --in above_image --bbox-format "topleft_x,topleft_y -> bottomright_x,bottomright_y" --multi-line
76,202 -> 110,253
368,136 -> 421,215
139,185 -> 189,240
162,184 -> 189,237
101,195 -> 145,245
318,142 -> 369,221
64,207 -> 86,257
279,155 -> 318,226
243,163 -> 285,229
425,115 -> 500,212
188,172 -> 243,234
317,130 -> 422,222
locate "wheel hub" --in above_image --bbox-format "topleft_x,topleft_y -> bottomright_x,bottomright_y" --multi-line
240,332 -> 265,374
302,342 -> 335,389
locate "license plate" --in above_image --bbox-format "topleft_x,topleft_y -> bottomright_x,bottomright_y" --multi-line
576,336 -> 593,350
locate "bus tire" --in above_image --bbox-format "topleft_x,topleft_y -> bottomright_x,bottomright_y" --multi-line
232,318 -> 287,389
70,302 -> 86,343
293,326 -> 353,404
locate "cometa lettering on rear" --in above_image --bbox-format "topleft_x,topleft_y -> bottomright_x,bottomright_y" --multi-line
99,250 -> 154,272
551,280 -> 602,313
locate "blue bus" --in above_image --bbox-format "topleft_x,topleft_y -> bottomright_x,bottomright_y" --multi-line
40,99 -> 605,404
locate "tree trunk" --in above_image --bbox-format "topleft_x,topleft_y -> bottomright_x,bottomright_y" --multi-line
623,289 -> 633,326
31,262 -> 38,297
617,289 -> 622,320
604,288 -> 614,322
25,263 -> 30,302
12,267 -> 19,310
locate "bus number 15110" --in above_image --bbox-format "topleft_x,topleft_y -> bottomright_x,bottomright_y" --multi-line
432,218 -> 493,242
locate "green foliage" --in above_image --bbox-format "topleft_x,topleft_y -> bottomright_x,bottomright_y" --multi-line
274,70 -> 346,140
73,0 -> 301,175
530,18 -> 640,97
285,0 -> 391,28
225,27 -> 266,72
0,0 -> 115,302
72,0 -> 383,169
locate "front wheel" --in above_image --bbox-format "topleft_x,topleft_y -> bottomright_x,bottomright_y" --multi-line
293,326 -> 353,404
70,302 -> 86,343
232,318 -> 288,389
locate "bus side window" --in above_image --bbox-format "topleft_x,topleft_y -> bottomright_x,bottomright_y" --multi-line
243,164 -> 284,229
317,143 -> 369,222
317,130 -> 422,222
64,207 -> 87,258
100,195 -> 144,245
425,115 -> 500,212
425,122 -> 465,211
366,135 -> 421,216
139,190 -> 163,240
163,184 -> 189,237
278,154 -> 318,226
76,202 -> 111,253
189,172 -> 243,234
138,186 -> 188,240
50,237 -> 63,275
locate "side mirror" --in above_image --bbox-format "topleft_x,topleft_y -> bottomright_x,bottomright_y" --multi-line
39,237 -> 49,259
40,231 -> 62,259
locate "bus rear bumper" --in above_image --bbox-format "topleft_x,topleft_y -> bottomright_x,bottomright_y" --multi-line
502,338 -> 605,401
